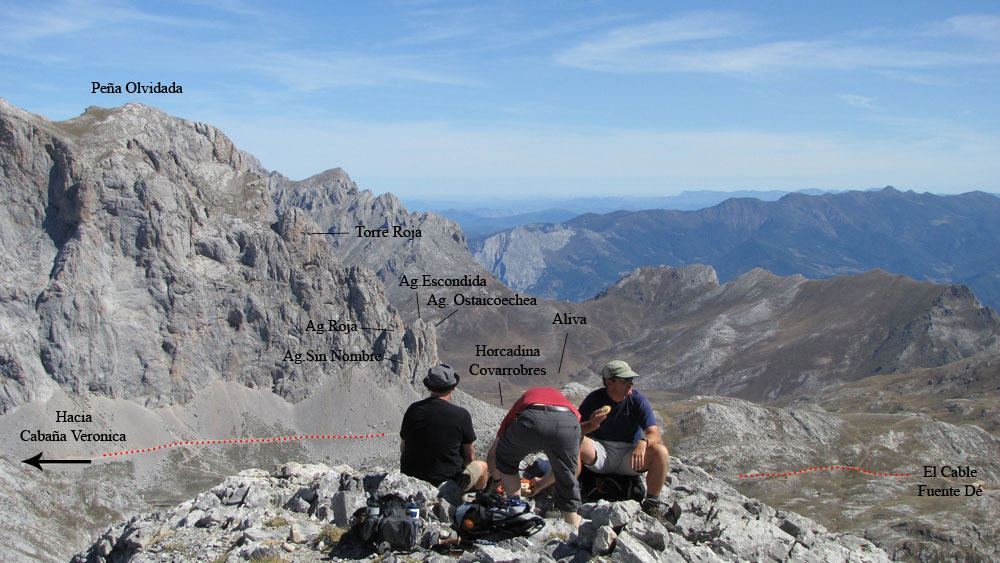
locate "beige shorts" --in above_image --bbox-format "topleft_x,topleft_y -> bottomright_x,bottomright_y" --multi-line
461,460 -> 485,492
585,439 -> 641,476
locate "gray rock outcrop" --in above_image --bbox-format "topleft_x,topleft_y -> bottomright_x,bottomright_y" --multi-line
73,459 -> 890,562
0,97 -> 436,413
271,168 -> 488,313
674,397 -> 1000,561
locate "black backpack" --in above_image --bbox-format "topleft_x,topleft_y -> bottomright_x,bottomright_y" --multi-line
579,467 -> 645,503
351,493 -> 422,552
454,491 -> 545,539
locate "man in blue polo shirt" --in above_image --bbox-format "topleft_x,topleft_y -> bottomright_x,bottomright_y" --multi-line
579,360 -> 670,515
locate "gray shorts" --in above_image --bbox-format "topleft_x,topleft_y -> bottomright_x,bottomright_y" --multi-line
585,439 -> 641,476
495,407 -> 581,512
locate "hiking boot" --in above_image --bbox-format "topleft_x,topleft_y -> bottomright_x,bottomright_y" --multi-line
641,496 -> 666,517
642,496 -> 682,525
484,476 -> 502,494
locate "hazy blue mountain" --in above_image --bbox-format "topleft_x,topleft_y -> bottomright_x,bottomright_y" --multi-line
472,188 -> 1000,308
405,189 -> 838,238
432,208 -> 579,238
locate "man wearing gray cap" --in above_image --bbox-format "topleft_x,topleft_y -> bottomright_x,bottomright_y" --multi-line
579,360 -> 670,516
400,364 -> 488,492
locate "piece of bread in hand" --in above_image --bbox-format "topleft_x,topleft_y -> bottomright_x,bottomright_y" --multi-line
596,405 -> 612,416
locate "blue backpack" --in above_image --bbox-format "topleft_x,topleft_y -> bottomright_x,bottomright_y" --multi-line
454,491 -> 544,539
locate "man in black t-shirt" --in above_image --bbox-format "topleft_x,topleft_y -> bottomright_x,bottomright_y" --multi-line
400,364 -> 488,492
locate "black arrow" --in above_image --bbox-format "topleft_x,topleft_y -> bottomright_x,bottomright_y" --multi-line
558,333 -> 569,374
22,452 -> 91,471
435,310 -> 458,327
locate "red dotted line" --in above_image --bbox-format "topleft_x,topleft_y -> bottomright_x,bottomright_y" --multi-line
101,433 -> 386,458
740,466 -> 910,479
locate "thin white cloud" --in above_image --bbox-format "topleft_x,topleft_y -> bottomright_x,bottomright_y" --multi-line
180,0 -> 269,18
556,12 -> 1000,76
245,51 -> 479,91
583,11 -> 746,50
389,4 -> 498,46
931,14 -> 1000,41
839,94 -> 878,110
0,0 -> 223,61
0,0 -> 215,42
388,5 -> 630,54
556,11 -> 746,70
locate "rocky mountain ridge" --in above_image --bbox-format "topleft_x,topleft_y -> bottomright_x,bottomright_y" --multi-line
471,189 -> 1000,308
73,459 -> 890,562
268,164 -> 999,402
270,168 -> 483,312
0,97 -> 436,414
581,266 -> 999,399
0,96 -> 459,562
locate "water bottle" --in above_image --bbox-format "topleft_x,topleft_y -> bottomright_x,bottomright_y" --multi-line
407,502 -> 420,520
366,495 -> 380,518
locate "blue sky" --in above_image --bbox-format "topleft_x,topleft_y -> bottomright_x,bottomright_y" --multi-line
1,1 -> 998,200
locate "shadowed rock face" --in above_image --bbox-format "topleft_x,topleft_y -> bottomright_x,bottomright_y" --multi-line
0,98 -> 438,413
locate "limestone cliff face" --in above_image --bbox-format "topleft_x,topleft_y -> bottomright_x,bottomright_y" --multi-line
473,223 -> 579,291
0,98 -> 436,413
271,168 -> 484,311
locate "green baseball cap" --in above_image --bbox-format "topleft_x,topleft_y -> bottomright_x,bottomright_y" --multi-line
602,360 -> 640,379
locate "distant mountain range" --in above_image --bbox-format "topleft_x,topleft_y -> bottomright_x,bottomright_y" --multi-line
276,173 -> 999,401
471,188 -> 1000,309
405,189 -> 838,238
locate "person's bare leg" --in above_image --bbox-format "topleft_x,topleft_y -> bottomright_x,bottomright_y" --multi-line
468,460 -> 490,490
486,440 -> 501,480
561,510 -> 581,527
579,436 -> 596,466
529,471 -> 555,495
499,472 -> 521,499
643,443 -> 669,497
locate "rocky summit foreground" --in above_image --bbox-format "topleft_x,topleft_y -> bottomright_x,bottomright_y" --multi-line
74,459 -> 889,563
